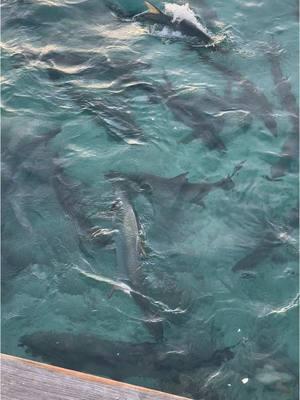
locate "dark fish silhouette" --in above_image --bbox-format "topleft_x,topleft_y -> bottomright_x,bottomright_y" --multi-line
19,330 -> 235,385
193,51 -> 278,137
52,162 -> 113,256
232,206 -> 299,272
106,1 -> 214,44
2,127 -> 61,194
67,87 -> 145,145
265,42 -> 299,180
106,161 -> 245,207
43,50 -> 150,82
148,78 -> 227,151
1,128 -> 61,291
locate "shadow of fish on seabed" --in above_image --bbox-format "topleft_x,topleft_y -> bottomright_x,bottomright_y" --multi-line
232,206 -> 299,273
19,330 -> 235,388
264,40 -> 299,181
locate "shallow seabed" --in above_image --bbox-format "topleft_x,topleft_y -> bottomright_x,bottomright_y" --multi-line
1,0 -> 299,399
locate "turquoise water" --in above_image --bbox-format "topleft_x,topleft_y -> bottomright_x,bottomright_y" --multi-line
1,0 -> 299,398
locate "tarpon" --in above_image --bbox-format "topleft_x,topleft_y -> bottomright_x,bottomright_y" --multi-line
232,206 -> 299,272
43,50 -> 150,82
265,41 -> 299,180
52,162 -> 114,257
148,78 -> 227,151
19,330 -> 235,388
106,162 -> 244,207
108,181 -> 164,341
2,127 -> 61,194
192,51 -> 278,137
1,128 -> 61,291
133,1 -> 214,44
67,87 -> 145,145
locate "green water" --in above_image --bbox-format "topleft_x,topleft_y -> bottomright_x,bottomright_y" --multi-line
1,0 -> 299,398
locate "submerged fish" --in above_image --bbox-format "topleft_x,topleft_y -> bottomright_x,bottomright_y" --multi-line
19,330 -> 235,384
67,87 -> 145,145
52,162 -> 115,259
265,42 -> 299,180
148,78 -> 227,151
232,206 -> 299,272
43,49 -> 150,82
106,162 -> 244,207
192,51 -> 278,137
1,128 -> 61,289
2,127 -> 61,194
107,180 -> 164,341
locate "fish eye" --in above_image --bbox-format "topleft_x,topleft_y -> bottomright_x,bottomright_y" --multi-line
140,183 -> 152,193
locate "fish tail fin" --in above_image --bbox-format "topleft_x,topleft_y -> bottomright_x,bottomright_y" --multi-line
144,1 -> 164,15
178,133 -> 195,144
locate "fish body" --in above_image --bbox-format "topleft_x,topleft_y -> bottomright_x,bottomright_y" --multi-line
166,95 -> 226,150
232,207 -> 299,272
106,170 -> 236,206
68,89 -> 144,145
266,42 -> 299,179
194,52 -> 278,137
20,331 -> 234,382
112,188 -> 141,285
110,183 -> 164,341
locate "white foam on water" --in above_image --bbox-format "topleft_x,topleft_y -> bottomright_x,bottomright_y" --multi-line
75,267 -> 133,295
149,25 -> 184,38
162,2 -> 227,45
164,2 -> 209,34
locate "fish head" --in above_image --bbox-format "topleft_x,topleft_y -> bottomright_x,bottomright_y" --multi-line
218,176 -> 235,191
263,114 -> 278,137
19,331 -> 70,360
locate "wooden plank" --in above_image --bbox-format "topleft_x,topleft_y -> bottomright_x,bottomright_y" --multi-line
1,353 -> 191,400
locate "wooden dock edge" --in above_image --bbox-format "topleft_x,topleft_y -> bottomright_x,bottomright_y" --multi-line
1,353 -> 191,400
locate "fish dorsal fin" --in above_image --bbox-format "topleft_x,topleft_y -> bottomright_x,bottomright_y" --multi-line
171,172 -> 189,184
144,1 -> 163,14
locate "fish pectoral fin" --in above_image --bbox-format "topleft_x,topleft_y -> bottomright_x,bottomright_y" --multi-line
144,1 -> 164,14
107,286 -> 117,299
171,172 -> 189,184
90,228 -> 116,247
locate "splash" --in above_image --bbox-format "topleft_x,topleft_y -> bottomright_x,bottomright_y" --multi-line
164,2 -> 209,34
149,25 -> 184,38
163,2 -> 226,45
75,267 -> 133,295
